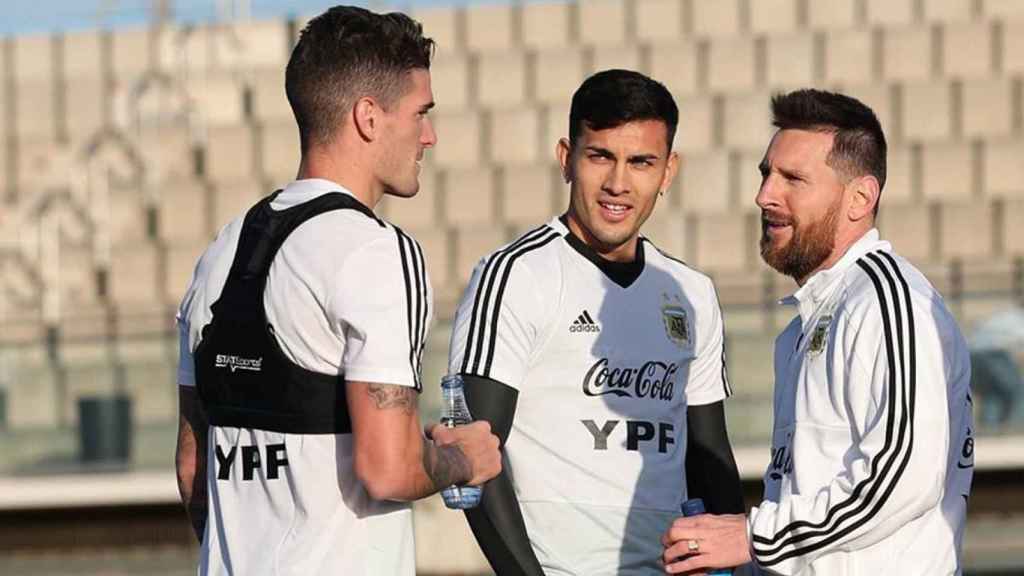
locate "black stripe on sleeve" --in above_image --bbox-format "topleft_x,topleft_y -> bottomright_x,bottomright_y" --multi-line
395,228 -> 422,390
753,251 -> 916,566
481,232 -> 560,376
412,236 -> 430,388
460,225 -> 556,375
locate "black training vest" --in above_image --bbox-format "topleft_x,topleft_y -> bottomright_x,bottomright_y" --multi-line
194,191 -> 381,434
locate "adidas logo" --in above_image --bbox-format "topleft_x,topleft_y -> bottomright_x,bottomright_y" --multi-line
569,310 -> 601,333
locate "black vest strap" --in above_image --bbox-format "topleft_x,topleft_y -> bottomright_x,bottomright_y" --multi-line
195,191 -> 380,434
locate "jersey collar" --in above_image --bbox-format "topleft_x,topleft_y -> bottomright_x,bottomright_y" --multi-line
781,228 -> 890,310
272,178 -> 360,210
551,216 -> 646,288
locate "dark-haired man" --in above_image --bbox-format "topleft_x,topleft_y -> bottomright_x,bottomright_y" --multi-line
448,69 -> 745,575
662,89 -> 974,575
174,6 -> 500,574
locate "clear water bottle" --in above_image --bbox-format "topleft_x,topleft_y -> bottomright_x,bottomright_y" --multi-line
680,498 -> 732,575
439,374 -> 482,509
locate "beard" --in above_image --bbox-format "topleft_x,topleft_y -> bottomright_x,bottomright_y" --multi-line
760,200 -> 840,282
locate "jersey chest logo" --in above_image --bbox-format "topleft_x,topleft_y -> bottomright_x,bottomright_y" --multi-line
807,314 -> 833,356
661,293 -> 691,349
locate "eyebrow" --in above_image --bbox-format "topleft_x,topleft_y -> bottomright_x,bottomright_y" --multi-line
759,160 -> 805,180
584,146 -> 660,162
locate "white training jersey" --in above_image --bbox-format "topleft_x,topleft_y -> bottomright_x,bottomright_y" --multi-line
176,179 -> 432,576
448,217 -> 730,575
749,229 -> 974,575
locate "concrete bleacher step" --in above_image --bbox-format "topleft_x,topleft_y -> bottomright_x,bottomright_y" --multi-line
465,3 -> 516,53
680,149 -> 733,214
248,68 -> 290,123
442,167 -> 498,227
521,2 -> 572,50
985,138 -> 1024,198
635,0 -> 685,42
202,124 -> 259,185
826,29 -> 874,85
475,51 -> 528,110
430,53 -> 471,113
943,21 -> 995,79
257,120 -> 301,185
708,35 -> 758,93
921,141 -> 976,201
765,32 -> 816,91
488,108 -> 543,166
532,48 -> 585,106
499,164 -> 561,226
591,44 -> 641,75
691,0 -> 742,38
431,110 -> 483,170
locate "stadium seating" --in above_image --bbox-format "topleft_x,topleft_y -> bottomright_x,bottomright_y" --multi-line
0,0 -> 1021,496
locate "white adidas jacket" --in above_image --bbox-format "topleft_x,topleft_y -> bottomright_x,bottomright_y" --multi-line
749,229 -> 974,575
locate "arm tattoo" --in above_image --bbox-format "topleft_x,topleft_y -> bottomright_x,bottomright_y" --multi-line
422,437 -> 472,490
366,383 -> 417,414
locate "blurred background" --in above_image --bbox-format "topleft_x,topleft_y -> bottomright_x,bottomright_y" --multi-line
0,0 -> 1021,574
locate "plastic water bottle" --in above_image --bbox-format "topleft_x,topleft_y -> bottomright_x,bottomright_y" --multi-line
439,374 -> 482,509
681,498 -> 732,575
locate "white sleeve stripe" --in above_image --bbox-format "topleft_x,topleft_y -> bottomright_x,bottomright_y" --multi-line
753,250 -> 917,565
412,233 -> 430,387
461,224 -> 551,375
461,225 -> 559,377
407,230 -> 427,389
395,227 -> 426,391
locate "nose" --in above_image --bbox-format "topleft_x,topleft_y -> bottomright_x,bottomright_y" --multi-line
602,161 -> 629,196
422,117 -> 437,148
755,173 -> 779,212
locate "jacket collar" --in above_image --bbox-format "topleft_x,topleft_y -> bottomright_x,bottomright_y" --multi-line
780,228 -> 890,315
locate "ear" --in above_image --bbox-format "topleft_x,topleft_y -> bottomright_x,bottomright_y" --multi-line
352,96 -> 380,142
660,151 -> 680,197
847,174 -> 880,222
556,138 -> 573,183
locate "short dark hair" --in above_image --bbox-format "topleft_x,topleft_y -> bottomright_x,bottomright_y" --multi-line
771,89 -> 887,208
285,6 -> 434,152
568,69 -> 679,151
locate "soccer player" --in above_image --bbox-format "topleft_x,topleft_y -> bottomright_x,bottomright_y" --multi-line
448,69 -> 745,575
174,7 -> 500,575
662,89 -> 975,575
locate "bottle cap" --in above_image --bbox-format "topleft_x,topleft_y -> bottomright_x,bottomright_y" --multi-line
681,498 -> 707,516
441,374 -> 464,388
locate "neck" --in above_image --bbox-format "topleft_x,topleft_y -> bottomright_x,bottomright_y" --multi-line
563,211 -> 638,263
795,222 -> 873,286
296,143 -> 383,209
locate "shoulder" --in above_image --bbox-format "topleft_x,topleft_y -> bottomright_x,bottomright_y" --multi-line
839,249 -> 952,330
473,223 -> 564,281
642,237 -> 718,301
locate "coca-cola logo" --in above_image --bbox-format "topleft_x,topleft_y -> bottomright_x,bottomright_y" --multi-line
582,358 -> 677,401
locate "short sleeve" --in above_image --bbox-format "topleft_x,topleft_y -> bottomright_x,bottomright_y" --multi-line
329,230 -> 433,390
448,254 -> 546,390
684,277 -> 730,406
176,310 -> 196,387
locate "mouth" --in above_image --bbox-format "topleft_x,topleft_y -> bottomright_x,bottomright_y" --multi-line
598,200 -> 631,222
761,213 -> 792,236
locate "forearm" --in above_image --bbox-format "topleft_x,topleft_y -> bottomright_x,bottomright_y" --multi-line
402,435 -> 472,501
466,465 -> 544,576
686,401 -> 744,514
175,387 -> 208,542
353,381 -> 476,501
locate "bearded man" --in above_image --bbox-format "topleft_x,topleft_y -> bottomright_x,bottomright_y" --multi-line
660,89 -> 975,576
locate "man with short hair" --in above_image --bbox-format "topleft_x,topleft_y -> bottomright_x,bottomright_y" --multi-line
662,89 -> 974,575
448,69 -> 745,575
174,6 -> 501,575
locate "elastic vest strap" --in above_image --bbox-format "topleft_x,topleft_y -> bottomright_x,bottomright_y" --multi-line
194,191 -> 381,434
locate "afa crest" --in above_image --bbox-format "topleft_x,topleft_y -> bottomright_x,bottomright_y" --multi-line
661,293 -> 691,349
808,314 -> 833,355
